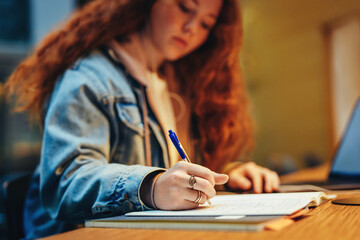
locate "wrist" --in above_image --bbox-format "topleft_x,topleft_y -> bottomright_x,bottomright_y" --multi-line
150,173 -> 163,209
139,170 -> 164,209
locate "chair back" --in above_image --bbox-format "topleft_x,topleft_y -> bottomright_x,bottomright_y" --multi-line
2,172 -> 32,240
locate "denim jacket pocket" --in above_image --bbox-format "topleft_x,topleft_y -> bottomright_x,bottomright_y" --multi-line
115,98 -> 144,136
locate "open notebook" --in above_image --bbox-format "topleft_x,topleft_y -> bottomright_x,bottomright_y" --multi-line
85,192 -> 333,231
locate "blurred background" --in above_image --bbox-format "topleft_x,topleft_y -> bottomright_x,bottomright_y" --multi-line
0,0 -> 359,239
241,0 -> 360,174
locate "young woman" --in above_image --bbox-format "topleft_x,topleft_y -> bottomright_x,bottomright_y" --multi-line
5,0 -> 280,238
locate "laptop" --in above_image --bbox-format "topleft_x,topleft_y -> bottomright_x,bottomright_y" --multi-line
281,97 -> 360,191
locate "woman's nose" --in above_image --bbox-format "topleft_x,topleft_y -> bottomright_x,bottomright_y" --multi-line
182,18 -> 198,35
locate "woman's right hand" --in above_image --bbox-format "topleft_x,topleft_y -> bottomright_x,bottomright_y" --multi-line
153,161 -> 229,210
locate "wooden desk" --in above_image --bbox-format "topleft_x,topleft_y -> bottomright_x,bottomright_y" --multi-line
43,165 -> 360,240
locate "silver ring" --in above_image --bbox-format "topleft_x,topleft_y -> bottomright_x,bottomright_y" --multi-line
194,191 -> 202,204
189,175 -> 197,189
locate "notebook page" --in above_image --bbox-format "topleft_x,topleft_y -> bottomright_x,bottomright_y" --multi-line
127,192 -> 324,217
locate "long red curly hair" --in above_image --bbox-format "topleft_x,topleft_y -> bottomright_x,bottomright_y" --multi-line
5,0 -> 254,171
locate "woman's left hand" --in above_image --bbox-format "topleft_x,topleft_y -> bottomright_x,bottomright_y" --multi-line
226,162 -> 280,193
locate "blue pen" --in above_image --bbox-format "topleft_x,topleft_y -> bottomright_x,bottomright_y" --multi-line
168,129 -> 212,206
168,130 -> 191,163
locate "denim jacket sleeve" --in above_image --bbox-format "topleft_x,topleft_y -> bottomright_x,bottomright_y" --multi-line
40,64 -> 161,223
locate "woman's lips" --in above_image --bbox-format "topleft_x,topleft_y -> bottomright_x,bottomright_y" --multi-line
172,36 -> 188,49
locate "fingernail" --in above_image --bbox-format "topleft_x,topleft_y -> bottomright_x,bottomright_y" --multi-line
212,172 -> 227,177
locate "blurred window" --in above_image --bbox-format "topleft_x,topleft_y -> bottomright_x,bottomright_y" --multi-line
325,15 -> 360,147
0,0 -> 30,43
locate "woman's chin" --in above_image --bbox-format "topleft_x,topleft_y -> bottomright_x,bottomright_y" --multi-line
164,51 -> 189,62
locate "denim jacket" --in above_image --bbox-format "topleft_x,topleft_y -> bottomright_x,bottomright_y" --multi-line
23,49 -> 170,239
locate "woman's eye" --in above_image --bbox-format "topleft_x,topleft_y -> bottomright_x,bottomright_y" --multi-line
179,3 -> 191,13
201,22 -> 211,30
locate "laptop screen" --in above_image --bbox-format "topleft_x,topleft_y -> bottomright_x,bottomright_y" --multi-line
331,98 -> 360,177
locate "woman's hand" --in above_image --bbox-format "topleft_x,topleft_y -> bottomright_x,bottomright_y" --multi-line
227,162 -> 280,193
153,161 -> 228,210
